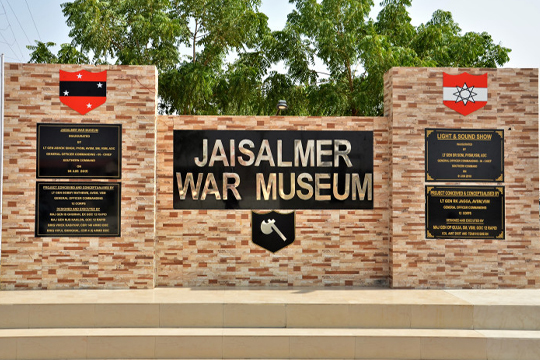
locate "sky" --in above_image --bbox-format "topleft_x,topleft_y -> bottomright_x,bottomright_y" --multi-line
1,0 -> 539,69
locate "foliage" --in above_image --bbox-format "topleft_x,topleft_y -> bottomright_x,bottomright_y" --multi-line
160,0 -> 269,114
279,0 -> 510,116
412,10 -> 510,68
27,41 -> 58,64
61,0 -> 182,68
284,0 -> 374,115
159,60 -> 220,115
27,41 -> 90,64
28,0 -> 511,116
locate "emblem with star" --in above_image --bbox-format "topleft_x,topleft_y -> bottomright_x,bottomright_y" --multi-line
453,83 -> 477,106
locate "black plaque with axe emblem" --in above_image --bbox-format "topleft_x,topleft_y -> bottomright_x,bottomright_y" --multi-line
252,211 -> 295,253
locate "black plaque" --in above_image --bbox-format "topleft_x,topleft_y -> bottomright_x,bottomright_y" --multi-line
425,129 -> 503,182
252,211 -> 295,253
173,130 -> 373,210
36,182 -> 121,237
37,124 -> 121,179
426,186 -> 505,239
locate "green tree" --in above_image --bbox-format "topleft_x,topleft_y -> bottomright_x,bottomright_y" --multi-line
28,0 -> 510,116
412,9 -> 510,68
27,41 -> 90,64
41,0 -> 271,115
214,52 -> 269,115
61,0 -> 182,68
56,43 -> 91,64
277,0 -> 510,116
27,41 -> 59,64
284,0 -> 374,116
159,0 -> 270,114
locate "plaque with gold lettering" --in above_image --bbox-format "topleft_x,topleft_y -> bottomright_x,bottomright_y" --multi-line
36,182 -> 121,237
426,186 -> 505,239
173,130 -> 373,210
425,129 -> 503,182
37,124 -> 121,179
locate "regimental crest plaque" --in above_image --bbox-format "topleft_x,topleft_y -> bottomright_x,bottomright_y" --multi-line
252,211 -> 295,253
443,72 -> 488,116
59,70 -> 107,115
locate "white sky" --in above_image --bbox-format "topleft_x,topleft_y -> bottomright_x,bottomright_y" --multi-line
0,0 -> 539,69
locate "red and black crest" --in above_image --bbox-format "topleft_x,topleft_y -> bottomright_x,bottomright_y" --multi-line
59,70 -> 107,115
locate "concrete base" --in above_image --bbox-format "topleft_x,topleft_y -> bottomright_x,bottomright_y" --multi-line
1,288 -> 539,359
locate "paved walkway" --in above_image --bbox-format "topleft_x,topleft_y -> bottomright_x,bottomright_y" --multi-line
1,287 -> 539,305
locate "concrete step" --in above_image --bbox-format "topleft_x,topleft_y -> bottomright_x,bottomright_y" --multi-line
1,288 -> 539,359
1,288 -> 539,330
1,327 -> 539,360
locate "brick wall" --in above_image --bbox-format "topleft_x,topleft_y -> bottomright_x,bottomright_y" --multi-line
385,67 -> 539,288
155,116 -> 391,287
1,63 -> 157,289
1,64 -> 538,289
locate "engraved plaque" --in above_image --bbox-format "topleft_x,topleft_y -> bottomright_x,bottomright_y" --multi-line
425,129 -> 503,182
37,124 -> 121,179
173,130 -> 373,210
426,186 -> 505,239
36,182 -> 121,237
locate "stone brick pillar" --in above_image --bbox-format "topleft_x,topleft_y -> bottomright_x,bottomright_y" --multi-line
385,67 -> 539,288
1,63 -> 157,289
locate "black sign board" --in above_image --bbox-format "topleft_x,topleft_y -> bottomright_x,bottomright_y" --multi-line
37,124 -> 121,179
36,182 -> 121,237
425,129 -> 503,182
173,130 -> 373,210
426,186 -> 505,239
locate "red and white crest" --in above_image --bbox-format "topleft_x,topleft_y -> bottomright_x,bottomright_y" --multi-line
443,72 -> 488,116
59,70 -> 107,115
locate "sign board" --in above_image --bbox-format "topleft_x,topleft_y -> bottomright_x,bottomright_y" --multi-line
426,186 -> 505,239
37,124 -> 121,179
173,130 -> 373,210
35,182 -> 121,237
425,129 -> 503,182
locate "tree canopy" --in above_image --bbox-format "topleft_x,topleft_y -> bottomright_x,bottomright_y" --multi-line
28,0 -> 511,116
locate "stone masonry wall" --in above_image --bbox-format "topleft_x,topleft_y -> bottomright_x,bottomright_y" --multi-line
155,115 -> 390,287
1,63 -> 157,289
1,64 -> 538,289
385,67 -> 539,288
